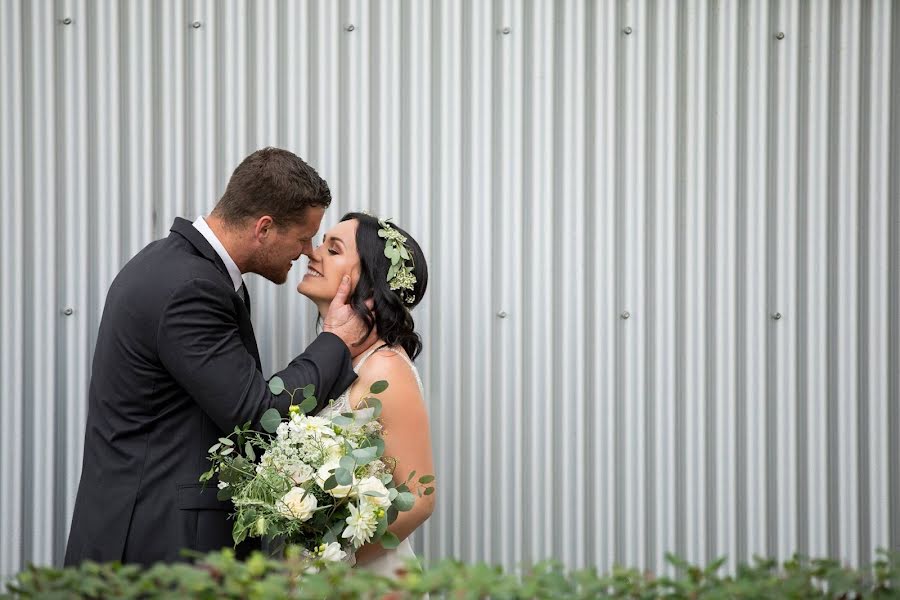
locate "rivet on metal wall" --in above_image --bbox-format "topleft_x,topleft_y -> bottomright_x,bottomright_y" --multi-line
345,24 -> 356,32
775,32 -> 785,40
623,26 -> 633,35
621,311 -> 631,320
191,21 -> 202,29
501,27 -> 511,35
61,17 -> 73,25
497,311 -> 508,319
63,308 -> 74,316
771,312 -> 783,320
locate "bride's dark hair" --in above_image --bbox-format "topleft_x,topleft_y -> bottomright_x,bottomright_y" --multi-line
341,212 -> 428,360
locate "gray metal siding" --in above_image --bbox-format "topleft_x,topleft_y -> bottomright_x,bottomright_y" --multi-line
0,0 -> 898,579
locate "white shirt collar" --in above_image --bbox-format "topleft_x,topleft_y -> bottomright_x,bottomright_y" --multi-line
192,216 -> 244,292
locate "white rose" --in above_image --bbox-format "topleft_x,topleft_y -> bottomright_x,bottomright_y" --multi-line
289,463 -> 314,485
321,437 -> 344,461
276,487 -> 317,522
353,476 -> 391,508
318,541 -> 348,562
316,461 -> 353,498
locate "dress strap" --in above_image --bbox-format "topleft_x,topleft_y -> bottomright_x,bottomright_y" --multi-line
369,346 -> 424,396
353,343 -> 389,373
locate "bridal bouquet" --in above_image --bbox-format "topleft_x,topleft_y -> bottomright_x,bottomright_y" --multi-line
199,378 -> 434,565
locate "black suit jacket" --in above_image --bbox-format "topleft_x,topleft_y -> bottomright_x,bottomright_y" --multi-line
64,218 -> 356,566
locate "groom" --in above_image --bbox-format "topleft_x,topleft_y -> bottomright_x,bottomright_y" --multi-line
65,148 -> 361,566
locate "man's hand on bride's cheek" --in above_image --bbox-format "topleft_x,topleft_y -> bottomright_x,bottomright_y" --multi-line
324,275 -> 374,356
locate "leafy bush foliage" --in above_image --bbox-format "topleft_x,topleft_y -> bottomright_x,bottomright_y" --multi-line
5,547 -> 899,599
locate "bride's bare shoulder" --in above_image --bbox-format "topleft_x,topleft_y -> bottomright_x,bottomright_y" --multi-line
353,347 -> 421,405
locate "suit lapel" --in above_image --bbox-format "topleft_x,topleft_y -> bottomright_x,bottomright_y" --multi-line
170,217 -> 262,370
170,218 -> 233,286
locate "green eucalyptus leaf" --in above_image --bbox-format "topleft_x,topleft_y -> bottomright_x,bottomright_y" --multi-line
221,447 -> 234,456
298,396 -> 317,414
302,384 -> 316,399
394,491 -> 415,512
387,506 -> 399,525
373,437 -> 386,457
334,468 -> 352,486
389,488 -> 399,501
260,409 -> 282,433
418,475 -> 435,484
218,437 -> 234,446
369,380 -> 389,395
217,486 -> 233,501
331,415 -> 353,427
362,397 -> 382,419
323,475 -> 338,491
381,474 -> 394,486
374,515 -> 388,539
208,443 -> 221,454
351,447 -> 378,465
268,376 -> 285,395
244,442 -> 256,462
380,531 -> 400,549
340,455 -> 357,472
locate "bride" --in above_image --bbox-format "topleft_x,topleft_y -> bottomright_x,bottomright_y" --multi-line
297,212 -> 435,576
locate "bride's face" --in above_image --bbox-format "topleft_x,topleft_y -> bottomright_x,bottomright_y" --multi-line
297,219 -> 361,303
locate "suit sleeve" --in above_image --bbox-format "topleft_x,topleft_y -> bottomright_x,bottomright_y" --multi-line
156,278 -> 357,432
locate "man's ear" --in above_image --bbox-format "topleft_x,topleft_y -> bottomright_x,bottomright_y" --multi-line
253,216 -> 275,241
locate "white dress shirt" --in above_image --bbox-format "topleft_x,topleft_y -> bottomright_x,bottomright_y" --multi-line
192,216 -> 244,292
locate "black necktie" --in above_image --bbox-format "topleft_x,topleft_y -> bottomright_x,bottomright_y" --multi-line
239,282 -> 251,317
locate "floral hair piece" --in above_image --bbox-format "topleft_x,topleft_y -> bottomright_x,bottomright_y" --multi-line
377,218 -> 416,305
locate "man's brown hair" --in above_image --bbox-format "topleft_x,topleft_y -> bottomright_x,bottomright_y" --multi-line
212,147 -> 331,226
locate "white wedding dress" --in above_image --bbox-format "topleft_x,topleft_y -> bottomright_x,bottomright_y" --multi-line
318,344 -> 424,580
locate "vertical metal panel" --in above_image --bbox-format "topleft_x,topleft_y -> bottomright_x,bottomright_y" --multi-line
1,0 -> 898,580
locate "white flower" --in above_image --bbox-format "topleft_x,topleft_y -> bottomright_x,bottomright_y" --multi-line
288,417 -> 304,434
303,416 -> 337,436
353,476 -> 391,508
276,487 -> 317,522
289,463 -> 314,485
342,502 -> 379,547
321,437 -> 344,461
317,541 -> 348,562
217,480 -> 229,490
316,461 -> 353,498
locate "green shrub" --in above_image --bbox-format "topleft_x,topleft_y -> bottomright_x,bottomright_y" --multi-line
4,548 -> 899,599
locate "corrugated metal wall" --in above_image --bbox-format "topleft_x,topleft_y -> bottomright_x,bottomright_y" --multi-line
1,0 -> 898,581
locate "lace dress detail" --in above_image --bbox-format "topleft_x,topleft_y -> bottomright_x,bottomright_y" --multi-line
318,345 -> 424,580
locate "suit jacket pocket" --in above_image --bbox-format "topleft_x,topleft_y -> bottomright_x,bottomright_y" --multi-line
176,483 -> 230,511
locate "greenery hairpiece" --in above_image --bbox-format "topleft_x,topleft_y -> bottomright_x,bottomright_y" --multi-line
377,218 -> 416,305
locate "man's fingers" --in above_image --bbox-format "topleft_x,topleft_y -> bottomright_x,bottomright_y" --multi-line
331,275 -> 351,308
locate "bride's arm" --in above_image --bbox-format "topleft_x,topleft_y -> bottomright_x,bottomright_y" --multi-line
350,350 -> 436,565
